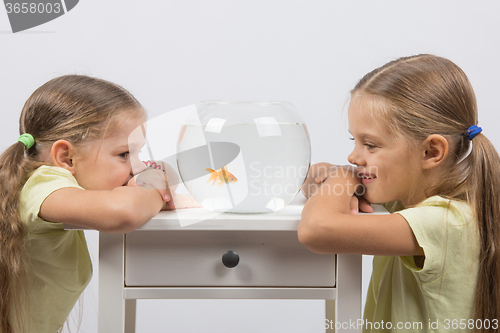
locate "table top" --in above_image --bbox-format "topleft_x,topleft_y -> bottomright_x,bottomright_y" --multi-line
135,196 -> 388,231
64,195 -> 388,232
141,203 -> 305,231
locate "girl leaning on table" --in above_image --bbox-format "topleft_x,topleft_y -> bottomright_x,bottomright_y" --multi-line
298,54 -> 500,332
0,75 -> 197,333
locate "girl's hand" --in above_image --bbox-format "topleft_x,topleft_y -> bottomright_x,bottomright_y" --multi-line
301,162 -> 334,198
350,195 -> 374,214
302,163 -> 373,213
128,168 -> 173,208
161,193 -> 203,210
131,161 -> 202,210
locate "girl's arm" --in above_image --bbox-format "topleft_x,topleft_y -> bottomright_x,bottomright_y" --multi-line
40,185 -> 165,234
298,166 -> 423,256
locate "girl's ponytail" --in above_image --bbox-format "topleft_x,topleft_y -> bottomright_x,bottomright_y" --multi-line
0,140 -> 41,333
468,134 -> 500,330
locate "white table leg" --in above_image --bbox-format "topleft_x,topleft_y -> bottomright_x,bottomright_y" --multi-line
98,233 -> 126,333
326,300 -> 336,332
336,254 -> 362,333
125,299 -> 137,333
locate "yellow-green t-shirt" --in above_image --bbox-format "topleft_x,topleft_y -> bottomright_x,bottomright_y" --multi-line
20,165 -> 93,333
363,196 -> 480,333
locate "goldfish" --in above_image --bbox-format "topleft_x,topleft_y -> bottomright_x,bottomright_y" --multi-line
206,166 -> 238,186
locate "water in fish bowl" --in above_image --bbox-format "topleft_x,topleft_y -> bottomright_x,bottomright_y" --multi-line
177,101 -> 311,213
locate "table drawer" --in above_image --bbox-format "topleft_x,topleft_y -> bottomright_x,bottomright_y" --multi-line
125,230 -> 335,287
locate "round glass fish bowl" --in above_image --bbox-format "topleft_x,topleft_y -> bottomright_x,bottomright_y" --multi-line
176,101 -> 311,213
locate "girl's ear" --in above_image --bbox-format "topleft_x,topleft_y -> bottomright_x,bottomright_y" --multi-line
51,140 -> 75,173
421,134 -> 449,169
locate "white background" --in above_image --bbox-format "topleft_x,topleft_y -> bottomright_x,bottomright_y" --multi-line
1,1 -> 500,332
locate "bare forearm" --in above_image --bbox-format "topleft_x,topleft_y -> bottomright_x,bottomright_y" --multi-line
40,186 -> 165,234
99,187 -> 164,233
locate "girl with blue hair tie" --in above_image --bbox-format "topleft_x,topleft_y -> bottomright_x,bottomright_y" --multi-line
299,54 -> 499,332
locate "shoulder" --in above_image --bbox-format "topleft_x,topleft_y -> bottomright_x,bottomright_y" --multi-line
398,196 -> 473,228
23,165 -> 82,193
27,165 -> 78,182
20,166 -> 83,224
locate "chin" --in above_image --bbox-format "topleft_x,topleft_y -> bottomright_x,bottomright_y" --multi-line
363,194 -> 384,205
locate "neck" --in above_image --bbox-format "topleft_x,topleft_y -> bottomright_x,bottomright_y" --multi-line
399,170 -> 435,208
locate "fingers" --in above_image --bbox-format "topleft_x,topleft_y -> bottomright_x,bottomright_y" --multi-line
301,163 -> 334,198
311,163 -> 334,182
160,161 -> 180,192
127,177 -> 139,187
163,196 -> 176,210
156,188 -> 171,202
349,195 -> 373,214
350,196 -> 359,215
314,171 -> 329,184
311,164 -> 361,184
162,194 -> 202,210
358,196 -> 374,213
130,169 -> 172,202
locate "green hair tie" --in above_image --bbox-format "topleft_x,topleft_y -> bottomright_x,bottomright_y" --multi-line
18,133 -> 35,150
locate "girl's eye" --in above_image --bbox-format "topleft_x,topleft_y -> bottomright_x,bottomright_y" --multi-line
364,143 -> 377,150
119,152 -> 130,159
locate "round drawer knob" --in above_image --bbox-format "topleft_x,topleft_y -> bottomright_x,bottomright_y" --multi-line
222,250 -> 239,268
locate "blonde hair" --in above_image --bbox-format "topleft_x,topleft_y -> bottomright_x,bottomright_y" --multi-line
0,75 -> 144,332
351,54 -> 500,332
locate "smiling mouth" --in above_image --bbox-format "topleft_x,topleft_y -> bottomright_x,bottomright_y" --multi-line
357,170 -> 377,182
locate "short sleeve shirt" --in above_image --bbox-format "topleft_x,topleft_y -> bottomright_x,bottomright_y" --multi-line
363,196 -> 480,332
20,165 -> 93,333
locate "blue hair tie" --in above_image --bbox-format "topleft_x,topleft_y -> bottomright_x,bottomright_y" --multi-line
465,125 -> 482,140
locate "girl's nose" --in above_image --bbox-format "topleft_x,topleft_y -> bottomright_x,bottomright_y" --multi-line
348,149 -> 365,166
131,156 -> 146,175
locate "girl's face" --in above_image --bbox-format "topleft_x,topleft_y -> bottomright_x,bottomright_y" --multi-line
347,98 -> 425,207
72,114 -> 147,191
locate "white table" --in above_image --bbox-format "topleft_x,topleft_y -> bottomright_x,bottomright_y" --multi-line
71,200 -> 386,332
